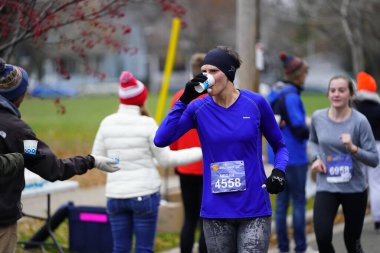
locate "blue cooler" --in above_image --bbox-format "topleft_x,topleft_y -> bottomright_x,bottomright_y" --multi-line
68,205 -> 113,253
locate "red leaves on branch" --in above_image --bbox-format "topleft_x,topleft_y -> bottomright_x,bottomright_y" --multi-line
85,40 -> 95,49
85,65 -> 107,81
55,59 -> 70,80
122,25 -> 131,34
157,0 -> 186,17
53,98 -> 66,115
173,6 -> 186,17
106,4 -> 125,18
124,47 -> 138,55
0,0 -> 187,78
4,1 -> 19,12
33,24 -> 43,39
181,20 -> 188,29
0,23 -> 10,39
75,9 -> 86,20
45,10 -> 57,24
80,30 -> 91,37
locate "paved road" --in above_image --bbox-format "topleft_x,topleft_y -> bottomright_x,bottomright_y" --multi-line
21,169 -> 379,253
161,215 -> 379,253
307,215 -> 380,253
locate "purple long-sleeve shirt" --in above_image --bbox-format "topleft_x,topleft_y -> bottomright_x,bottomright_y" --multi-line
155,89 -> 288,218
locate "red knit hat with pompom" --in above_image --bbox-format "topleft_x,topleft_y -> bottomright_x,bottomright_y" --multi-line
119,71 -> 148,106
279,52 -> 305,75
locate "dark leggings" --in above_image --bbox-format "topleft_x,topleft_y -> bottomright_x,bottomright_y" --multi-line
203,216 -> 271,253
179,174 -> 207,253
313,190 -> 368,253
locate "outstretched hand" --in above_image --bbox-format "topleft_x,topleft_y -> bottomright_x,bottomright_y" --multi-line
179,73 -> 208,104
92,155 -> 120,173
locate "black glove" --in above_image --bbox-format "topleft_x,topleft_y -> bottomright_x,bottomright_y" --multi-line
265,169 -> 286,194
179,73 -> 208,104
22,153 -> 46,167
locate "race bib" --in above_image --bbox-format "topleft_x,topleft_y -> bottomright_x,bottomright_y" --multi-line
325,154 -> 353,183
210,160 -> 246,193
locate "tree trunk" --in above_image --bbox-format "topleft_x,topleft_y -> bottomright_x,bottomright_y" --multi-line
236,0 -> 258,91
340,0 -> 365,73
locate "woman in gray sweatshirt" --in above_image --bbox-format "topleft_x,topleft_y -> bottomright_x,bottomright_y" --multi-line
309,75 -> 379,253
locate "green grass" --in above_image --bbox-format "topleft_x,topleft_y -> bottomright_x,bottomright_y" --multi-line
20,94 -> 173,155
17,91 -> 326,252
20,91 -> 329,155
302,92 -> 329,115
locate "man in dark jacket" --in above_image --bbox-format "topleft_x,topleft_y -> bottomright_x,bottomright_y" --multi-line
0,58 -> 119,253
352,71 -> 380,233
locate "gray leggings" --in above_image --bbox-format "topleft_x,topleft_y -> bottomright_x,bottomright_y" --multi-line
203,216 -> 271,253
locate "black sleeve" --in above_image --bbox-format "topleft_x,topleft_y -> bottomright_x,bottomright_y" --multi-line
28,138 -> 94,182
0,153 -> 24,176
290,126 -> 310,140
2,117 -> 94,182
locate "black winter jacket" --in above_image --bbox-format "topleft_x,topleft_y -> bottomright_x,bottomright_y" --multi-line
0,153 -> 24,176
352,91 -> 380,141
0,95 -> 94,227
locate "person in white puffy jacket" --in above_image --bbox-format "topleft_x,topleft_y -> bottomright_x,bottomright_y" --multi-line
91,71 -> 202,253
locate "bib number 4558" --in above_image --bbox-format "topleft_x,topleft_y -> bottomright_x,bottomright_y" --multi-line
214,178 -> 242,189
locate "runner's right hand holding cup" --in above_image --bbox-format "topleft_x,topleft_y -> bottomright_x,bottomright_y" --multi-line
179,73 -> 214,104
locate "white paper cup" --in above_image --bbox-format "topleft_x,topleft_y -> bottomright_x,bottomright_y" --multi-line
24,140 -> 38,155
111,152 -> 120,164
194,74 -> 215,93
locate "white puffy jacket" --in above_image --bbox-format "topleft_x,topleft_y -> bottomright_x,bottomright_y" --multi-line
91,104 -> 202,199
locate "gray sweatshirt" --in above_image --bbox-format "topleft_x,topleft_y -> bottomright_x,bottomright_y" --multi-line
309,108 -> 379,193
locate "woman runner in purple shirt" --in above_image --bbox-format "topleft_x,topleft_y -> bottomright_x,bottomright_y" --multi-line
154,46 -> 289,252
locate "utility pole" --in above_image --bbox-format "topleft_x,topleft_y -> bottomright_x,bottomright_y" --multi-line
254,0 -> 261,89
236,0 -> 260,92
